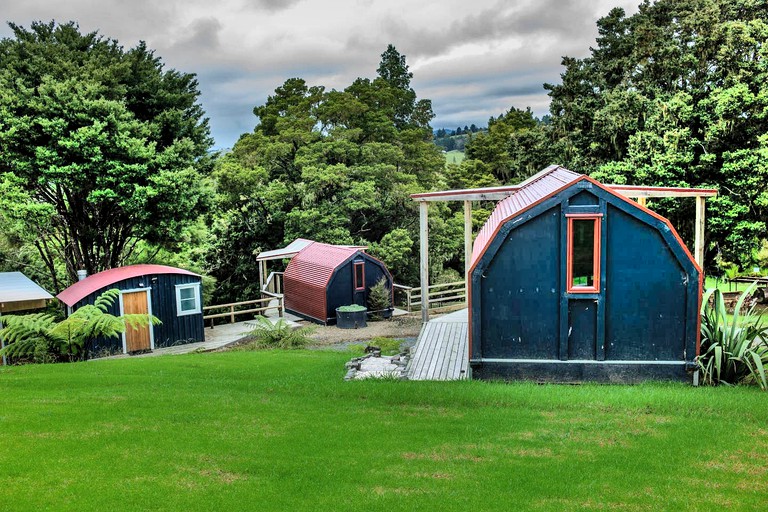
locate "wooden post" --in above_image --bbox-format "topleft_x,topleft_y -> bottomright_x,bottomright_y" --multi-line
258,260 -> 265,293
695,196 -> 706,269
637,197 -> 647,207
419,201 -> 429,323
464,200 -> 472,305
0,313 -> 6,366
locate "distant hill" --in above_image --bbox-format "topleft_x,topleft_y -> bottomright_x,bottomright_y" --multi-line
444,150 -> 464,165
433,125 -> 486,152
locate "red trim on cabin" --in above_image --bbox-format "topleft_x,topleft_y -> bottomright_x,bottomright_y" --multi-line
57,264 -> 199,307
354,262 -> 365,291
566,216 -> 601,294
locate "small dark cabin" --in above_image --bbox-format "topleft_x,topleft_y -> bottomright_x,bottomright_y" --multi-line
57,264 -> 204,355
469,166 -> 701,382
283,242 -> 393,325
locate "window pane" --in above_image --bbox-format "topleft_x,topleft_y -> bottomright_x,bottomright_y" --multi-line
355,263 -> 364,289
180,298 -> 197,311
180,287 -> 195,300
571,220 -> 595,288
178,286 -> 198,313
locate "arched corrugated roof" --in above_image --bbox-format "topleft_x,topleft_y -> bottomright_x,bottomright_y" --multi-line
283,243 -> 361,322
57,264 -> 199,307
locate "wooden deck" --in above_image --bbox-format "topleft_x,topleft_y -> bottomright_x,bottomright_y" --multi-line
407,308 -> 469,380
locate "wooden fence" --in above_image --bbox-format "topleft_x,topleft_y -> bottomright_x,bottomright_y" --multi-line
394,280 -> 466,313
202,296 -> 283,328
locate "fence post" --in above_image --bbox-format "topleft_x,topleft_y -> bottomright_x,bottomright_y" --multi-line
230,305 -> 235,324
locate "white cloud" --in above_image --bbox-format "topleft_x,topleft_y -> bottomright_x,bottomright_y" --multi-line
0,0 -> 640,148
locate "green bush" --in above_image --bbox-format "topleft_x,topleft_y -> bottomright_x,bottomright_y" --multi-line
244,316 -> 315,349
347,337 -> 404,356
0,289 -> 160,363
698,283 -> 768,389
337,304 -> 366,313
367,277 -> 391,318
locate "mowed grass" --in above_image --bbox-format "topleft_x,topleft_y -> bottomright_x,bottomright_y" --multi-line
1,351 -> 767,511
444,150 -> 464,165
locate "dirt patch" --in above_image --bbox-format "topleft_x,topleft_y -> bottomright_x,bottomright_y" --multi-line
306,315 -> 423,346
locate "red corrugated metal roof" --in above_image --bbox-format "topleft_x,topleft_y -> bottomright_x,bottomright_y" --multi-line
283,243 -> 361,322
57,264 -> 199,307
470,166 -> 581,266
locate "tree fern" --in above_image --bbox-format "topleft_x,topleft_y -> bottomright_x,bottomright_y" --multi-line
0,289 -> 161,362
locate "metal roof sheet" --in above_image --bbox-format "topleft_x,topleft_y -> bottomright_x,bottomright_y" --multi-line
0,272 -> 54,307
283,243 -> 361,322
57,264 -> 199,307
256,238 -> 315,261
470,165 -> 581,266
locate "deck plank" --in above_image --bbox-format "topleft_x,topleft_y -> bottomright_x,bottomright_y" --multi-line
408,311 -> 469,381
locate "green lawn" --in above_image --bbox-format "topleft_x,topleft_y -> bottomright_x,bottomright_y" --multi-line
444,150 -> 464,165
1,351 -> 767,511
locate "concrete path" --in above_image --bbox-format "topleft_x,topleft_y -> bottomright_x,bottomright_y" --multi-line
103,316 -> 301,359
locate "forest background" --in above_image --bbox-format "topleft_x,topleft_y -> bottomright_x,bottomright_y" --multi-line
1,0 -> 766,305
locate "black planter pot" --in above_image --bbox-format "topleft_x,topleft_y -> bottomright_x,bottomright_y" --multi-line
336,308 -> 367,329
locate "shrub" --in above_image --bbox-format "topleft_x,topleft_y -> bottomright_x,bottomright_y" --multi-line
698,283 -> 768,389
337,304 -> 366,313
0,289 -> 160,363
367,277 -> 392,319
244,316 -> 314,349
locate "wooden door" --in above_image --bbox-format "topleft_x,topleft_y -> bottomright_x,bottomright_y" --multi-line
122,291 -> 151,352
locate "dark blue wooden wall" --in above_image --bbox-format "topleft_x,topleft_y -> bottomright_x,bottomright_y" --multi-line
326,253 -> 392,323
72,273 -> 204,355
471,182 -> 699,382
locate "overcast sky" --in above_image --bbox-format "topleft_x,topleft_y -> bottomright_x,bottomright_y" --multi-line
0,0 -> 640,149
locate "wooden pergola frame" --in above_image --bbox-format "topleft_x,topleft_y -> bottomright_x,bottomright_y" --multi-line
411,184 -> 718,323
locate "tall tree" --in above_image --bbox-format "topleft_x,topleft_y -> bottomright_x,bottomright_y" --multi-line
0,21 -> 212,290
544,0 -> 768,267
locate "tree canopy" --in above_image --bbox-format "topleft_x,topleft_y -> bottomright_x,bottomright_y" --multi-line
0,21 -> 213,290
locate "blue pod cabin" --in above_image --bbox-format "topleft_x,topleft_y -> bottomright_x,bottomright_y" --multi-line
469,166 -> 702,382
283,242 -> 393,325
57,264 -> 205,355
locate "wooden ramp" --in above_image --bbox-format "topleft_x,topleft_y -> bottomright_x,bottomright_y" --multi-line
407,309 -> 469,380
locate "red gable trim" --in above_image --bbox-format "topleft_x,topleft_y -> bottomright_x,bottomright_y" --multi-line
57,264 -> 199,307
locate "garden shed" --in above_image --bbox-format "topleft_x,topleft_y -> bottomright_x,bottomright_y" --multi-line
57,264 -> 204,355
0,272 -> 54,365
283,242 -> 393,324
468,166 -> 702,382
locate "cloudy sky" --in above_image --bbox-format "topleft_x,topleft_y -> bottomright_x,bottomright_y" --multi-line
0,0 -> 640,149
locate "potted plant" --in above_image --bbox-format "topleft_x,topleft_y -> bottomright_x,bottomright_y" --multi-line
336,304 -> 367,329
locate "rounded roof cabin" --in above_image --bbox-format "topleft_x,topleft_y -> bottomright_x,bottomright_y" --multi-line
57,264 -> 204,355
283,242 -> 393,325
469,166 -> 702,383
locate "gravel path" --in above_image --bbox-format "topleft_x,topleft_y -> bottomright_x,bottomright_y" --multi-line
306,315 -> 423,346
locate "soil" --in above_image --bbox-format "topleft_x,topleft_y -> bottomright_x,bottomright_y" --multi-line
305,314 -> 423,346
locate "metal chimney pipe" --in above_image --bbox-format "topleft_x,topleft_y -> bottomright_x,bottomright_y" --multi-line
77,269 -> 88,281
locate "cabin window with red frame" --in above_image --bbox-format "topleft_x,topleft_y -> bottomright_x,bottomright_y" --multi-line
354,262 -> 365,290
567,215 -> 601,293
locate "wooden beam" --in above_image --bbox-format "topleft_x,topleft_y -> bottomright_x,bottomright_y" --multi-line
610,185 -> 718,198
411,185 -> 520,202
695,196 -> 706,269
258,260 -> 265,293
637,197 -> 647,207
419,201 -> 429,323
464,200 -> 472,306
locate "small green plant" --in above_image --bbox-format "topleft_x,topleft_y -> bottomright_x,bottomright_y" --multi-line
698,283 -> 768,389
347,337 -> 405,356
244,316 -> 315,349
337,304 -> 366,313
0,289 -> 160,363
367,277 -> 392,318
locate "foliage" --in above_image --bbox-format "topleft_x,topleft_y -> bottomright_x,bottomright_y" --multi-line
336,304 -> 367,313
0,21 -> 213,290
0,289 -> 160,362
1,353 -> 768,510
207,45 -> 448,302
367,277 -> 392,317
243,316 -> 314,349
542,0 -> 768,268
699,283 -> 768,389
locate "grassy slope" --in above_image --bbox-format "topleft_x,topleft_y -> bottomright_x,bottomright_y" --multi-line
1,352 -> 767,511
444,150 -> 464,165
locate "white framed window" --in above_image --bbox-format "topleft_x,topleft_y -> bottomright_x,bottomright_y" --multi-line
175,283 -> 201,316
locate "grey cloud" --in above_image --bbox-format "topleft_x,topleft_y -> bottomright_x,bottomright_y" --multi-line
243,0 -> 304,12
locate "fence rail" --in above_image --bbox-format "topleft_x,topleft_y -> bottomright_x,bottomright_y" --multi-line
263,271 -> 284,295
394,280 -> 466,313
202,296 -> 283,328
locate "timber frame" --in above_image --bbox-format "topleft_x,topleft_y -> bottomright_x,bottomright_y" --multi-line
411,181 -> 718,323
